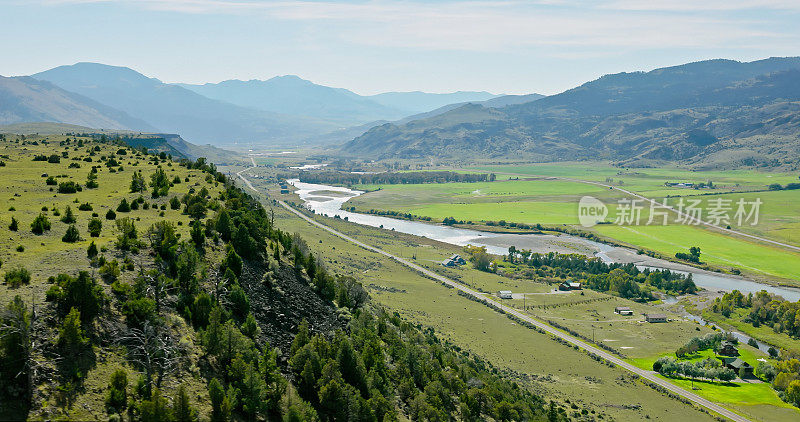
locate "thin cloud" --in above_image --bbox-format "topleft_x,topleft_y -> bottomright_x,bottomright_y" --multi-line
32,0 -> 800,54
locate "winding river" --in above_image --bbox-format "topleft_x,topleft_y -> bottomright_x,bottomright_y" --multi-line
288,179 -> 800,303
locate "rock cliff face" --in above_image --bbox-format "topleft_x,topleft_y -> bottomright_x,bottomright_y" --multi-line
240,258 -> 344,357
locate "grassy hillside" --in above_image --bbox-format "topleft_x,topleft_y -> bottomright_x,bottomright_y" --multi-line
0,134 -> 577,421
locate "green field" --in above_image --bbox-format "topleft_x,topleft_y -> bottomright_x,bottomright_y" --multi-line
469,162 -> 799,193
343,163 -> 800,283
594,224 -> 800,282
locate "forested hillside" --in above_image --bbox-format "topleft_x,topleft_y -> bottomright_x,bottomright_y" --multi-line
0,134 -> 572,421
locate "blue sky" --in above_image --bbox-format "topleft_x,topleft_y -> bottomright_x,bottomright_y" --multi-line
3,0 -> 800,95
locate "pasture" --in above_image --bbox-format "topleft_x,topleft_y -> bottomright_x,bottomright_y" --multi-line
344,162 -> 800,283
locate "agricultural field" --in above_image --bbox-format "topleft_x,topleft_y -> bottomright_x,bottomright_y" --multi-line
469,162 -> 799,193
340,162 -> 800,283
594,224 -> 800,283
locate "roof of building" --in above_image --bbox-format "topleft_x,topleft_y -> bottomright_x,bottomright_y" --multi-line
645,313 -> 668,319
615,306 -> 631,311
499,290 -> 512,294
721,358 -> 752,369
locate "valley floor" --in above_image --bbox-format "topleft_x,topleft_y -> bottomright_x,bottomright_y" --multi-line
239,169 -> 800,422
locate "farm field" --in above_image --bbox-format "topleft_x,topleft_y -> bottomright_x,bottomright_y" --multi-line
257,184 -> 722,422
515,293 -> 716,360
468,162 -> 799,193
341,163 -> 800,283
594,224 -> 800,283
664,376 -> 798,422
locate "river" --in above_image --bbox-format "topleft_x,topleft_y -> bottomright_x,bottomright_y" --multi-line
287,179 -> 800,303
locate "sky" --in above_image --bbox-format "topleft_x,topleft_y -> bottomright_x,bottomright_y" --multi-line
3,0 -> 800,95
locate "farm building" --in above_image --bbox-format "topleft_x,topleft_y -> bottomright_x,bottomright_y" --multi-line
614,306 -> 634,316
719,357 -> 753,376
442,254 -> 467,267
717,341 -> 739,357
498,291 -> 513,299
558,282 -> 582,291
449,254 -> 467,265
644,313 -> 668,323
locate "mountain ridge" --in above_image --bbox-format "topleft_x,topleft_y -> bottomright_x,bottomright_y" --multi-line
342,57 -> 800,169
0,75 -> 155,131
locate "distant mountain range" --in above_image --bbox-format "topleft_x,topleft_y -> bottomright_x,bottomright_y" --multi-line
343,57 -> 800,169
0,75 -> 154,131
0,62 -> 502,147
180,77 -> 500,127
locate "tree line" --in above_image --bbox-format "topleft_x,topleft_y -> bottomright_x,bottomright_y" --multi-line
502,250 -> 697,299
292,170 -> 495,186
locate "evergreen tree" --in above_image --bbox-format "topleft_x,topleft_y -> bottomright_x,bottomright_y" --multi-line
105,369 -> 128,415
62,224 -> 80,243
61,206 -> 76,224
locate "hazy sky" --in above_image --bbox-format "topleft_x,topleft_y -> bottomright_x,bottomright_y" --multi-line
3,0 -> 800,95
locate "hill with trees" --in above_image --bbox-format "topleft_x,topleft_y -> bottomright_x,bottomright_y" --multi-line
0,133 -> 575,421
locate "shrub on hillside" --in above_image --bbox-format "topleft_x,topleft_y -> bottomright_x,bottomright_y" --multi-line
31,213 -> 51,234
5,266 -> 31,287
88,218 -> 102,237
58,181 -> 81,193
61,206 -> 76,224
117,198 -> 131,212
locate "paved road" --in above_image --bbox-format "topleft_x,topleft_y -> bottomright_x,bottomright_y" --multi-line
235,167 -> 750,422
479,170 -> 800,253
